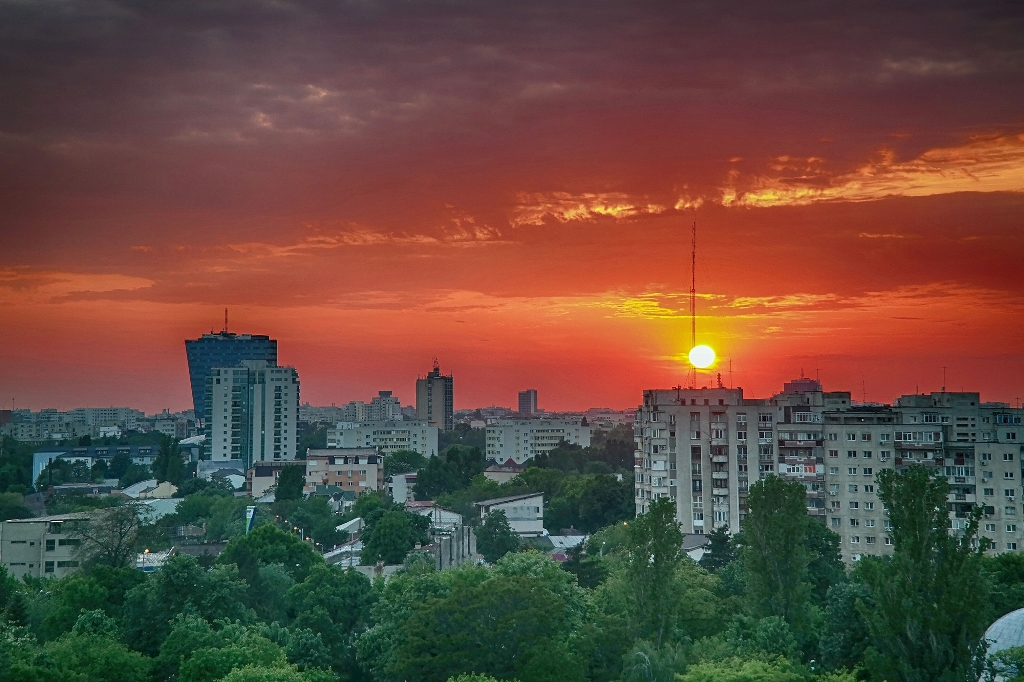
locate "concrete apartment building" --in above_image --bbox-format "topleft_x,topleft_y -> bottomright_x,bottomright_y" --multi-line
634,381 -> 1024,563
518,389 -> 538,416
417,362 -> 454,431
203,361 -> 300,466
326,420 -> 438,457
305,448 -> 385,494
1,514 -> 88,579
485,419 -> 592,464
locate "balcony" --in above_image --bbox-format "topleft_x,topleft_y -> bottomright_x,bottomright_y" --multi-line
712,487 -> 730,496
712,471 -> 729,479
712,455 -> 729,464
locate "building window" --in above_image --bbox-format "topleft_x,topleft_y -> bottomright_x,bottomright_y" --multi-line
849,501 -> 859,509
985,488 -> 995,496
864,485 -> 875,493
830,518 -> 841,527
862,451 -> 873,459
849,484 -> 858,492
847,450 -> 857,458
850,536 -> 860,543
863,468 -> 873,475
849,518 -> 860,527
45,539 -> 55,551
829,450 -> 839,458
848,467 -> 857,475
864,502 -> 874,510
1007,525 -> 1018,533
44,561 -> 54,573
829,467 -> 839,475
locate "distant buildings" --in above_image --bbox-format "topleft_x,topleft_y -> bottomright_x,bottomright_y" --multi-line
476,493 -> 545,537
416,362 -> 454,431
32,444 -> 161,486
202,361 -> 299,466
185,331 -> 278,421
518,389 -> 538,416
326,420 -> 438,457
3,407 -> 146,441
485,419 -> 592,464
634,381 -> 1024,563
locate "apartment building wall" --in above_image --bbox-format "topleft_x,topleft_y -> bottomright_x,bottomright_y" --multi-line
485,419 -> 592,464
204,362 -> 299,466
0,514 -> 88,580
326,421 -> 438,457
305,449 -> 384,494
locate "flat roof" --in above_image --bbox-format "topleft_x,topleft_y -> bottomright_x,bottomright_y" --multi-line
475,492 -> 543,506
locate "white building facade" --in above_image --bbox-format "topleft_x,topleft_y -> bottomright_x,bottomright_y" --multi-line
326,420 -> 438,457
203,361 -> 300,466
485,419 -> 592,464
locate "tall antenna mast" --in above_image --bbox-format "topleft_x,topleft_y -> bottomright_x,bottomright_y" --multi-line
690,218 -> 697,388
224,308 -> 229,334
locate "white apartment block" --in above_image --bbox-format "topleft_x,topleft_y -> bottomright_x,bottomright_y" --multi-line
326,420 -> 438,457
485,419 -> 592,464
635,382 -> 1024,563
203,361 -> 300,466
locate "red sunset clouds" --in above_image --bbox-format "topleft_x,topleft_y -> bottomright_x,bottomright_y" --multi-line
1,1 -> 1022,412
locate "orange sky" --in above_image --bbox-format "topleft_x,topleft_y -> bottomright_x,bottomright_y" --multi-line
1,1 -> 1023,413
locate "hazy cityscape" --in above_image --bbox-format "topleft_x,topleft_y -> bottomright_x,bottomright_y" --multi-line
2,1 -> 1023,682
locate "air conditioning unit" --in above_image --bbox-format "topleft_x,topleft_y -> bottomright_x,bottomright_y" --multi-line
829,491 -> 837,496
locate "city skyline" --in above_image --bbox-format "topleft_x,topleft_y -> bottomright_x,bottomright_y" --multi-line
1,2 -> 1022,413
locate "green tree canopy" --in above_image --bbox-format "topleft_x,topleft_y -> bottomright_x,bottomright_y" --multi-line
856,465 -> 991,682
385,450 -> 427,477
475,510 -> 519,563
699,525 -> 736,573
275,465 -> 305,502
219,522 -> 323,582
741,476 -> 812,633
361,508 -> 429,565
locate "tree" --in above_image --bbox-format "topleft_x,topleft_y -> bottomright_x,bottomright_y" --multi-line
475,510 -> 519,563
275,465 -> 305,502
286,563 -> 375,673
620,497 -> 685,647
856,465 -> 990,682
389,573 -> 584,682
76,501 -> 143,568
219,523 -> 323,582
121,554 -> 249,655
741,476 -> 812,632
819,581 -> 871,671
699,525 -> 735,572
415,446 -> 485,499
385,450 -> 427,477
361,508 -> 428,565
804,518 -> 846,606
44,627 -> 152,682
676,657 -> 805,682
153,436 -> 186,486
984,551 -> 1024,618
0,492 -> 32,521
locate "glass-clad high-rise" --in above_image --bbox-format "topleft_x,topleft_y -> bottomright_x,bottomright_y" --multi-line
185,332 -> 277,421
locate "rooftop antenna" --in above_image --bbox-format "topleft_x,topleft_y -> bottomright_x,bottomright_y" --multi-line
862,379 -> 866,403
690,217 -> 697,389
942,366 -> 946,393
223,308 -> 229,334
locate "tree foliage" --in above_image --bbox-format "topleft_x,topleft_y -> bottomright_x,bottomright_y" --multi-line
475,510 -> 519,563
856,465 -> 990,682
275,465 -> 306,502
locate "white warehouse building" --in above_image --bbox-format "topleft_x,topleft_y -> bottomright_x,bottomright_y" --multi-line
485,419 -> 591,464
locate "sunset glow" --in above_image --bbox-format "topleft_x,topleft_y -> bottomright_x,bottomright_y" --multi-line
1,2 -> 1022,412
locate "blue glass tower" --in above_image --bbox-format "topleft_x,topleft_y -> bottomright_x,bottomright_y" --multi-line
185,332 -> 277,421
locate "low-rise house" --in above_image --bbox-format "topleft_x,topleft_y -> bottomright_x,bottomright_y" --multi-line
0,513 -> 90,579
482,460 -> 525,484
120,479 -> 178,499
476,493 -> 545,537
405,500 -> 463,532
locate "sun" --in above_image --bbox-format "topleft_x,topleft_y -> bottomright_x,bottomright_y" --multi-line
688,344 -> 716,369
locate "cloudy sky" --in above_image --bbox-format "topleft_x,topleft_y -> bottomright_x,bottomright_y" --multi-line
1,0 -> 1023,413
